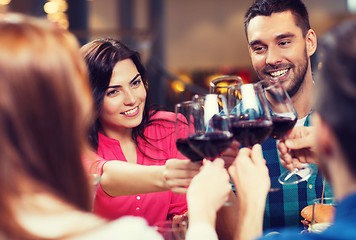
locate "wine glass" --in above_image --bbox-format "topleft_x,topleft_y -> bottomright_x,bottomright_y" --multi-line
228,83 -> 273,147
259,79 -> 313,185
310,197 -> 336,233
175,101 -> 204,162
209,75 -> 243,113
187,94 -> 233,160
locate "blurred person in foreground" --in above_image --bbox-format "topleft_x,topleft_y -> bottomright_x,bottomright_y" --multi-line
0,13 -> 232,240
232,0 -> 333,233
0,12 -> 161,239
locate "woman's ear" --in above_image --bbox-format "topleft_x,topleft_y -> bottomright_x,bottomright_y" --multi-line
312,113 -> 333,157
306,29 -> 317,57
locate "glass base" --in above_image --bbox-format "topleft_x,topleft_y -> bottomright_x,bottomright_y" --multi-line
278,164 -> 313,185
310,222 -> 332,233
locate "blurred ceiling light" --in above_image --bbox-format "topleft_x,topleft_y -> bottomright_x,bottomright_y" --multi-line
178,74 -> 192,84
57,1 -> 68,12
347,0 -> 356,12
0,0 -> 11,5
47,12 -> 66,21
44,0 -> 68,29
171,80 -> 185,93
44,1 -> 59,14
57,16 -> 69,29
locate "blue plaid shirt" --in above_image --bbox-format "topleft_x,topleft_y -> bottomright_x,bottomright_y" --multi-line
262,111 -> 333,233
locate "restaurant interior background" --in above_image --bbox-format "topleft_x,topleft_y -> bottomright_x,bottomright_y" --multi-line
2,0 -> 356,110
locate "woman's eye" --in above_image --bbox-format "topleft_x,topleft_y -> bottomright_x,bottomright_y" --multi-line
132,79 -> 142,87
107,89 -> 119,96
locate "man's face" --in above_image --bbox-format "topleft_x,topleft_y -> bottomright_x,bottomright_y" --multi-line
247,11 -> 311,97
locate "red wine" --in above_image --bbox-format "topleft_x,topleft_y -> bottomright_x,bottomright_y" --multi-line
231,119 -> 272,147
176,138 -> 203,162
211,114 -> 230,131
188,132 -> 233,159
270,116 -> 297,139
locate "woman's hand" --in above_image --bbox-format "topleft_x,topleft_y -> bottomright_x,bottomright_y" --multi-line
163,159 -> 202,194
187,159 -> 231,227
277,126 -> 318,171
228,144 -> 269,240
228,145 -> 270,205
220,140 -> 240,168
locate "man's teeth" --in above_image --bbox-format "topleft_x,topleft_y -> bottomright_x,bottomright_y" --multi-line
124,107 -> 137,115
270,69 -> 288,77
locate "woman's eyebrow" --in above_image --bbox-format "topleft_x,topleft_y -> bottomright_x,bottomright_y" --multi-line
129,74 -> 141,84
107,74 -> 141,89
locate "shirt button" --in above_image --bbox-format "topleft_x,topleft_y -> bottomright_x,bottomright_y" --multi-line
136,207 -> 140,211
137,196 -> 141,200
309,184 -> 313,189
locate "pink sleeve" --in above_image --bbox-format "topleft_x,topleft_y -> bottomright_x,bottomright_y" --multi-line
168,192 -> 188,219
82,152 -> 106,176
87,154 -> 107,176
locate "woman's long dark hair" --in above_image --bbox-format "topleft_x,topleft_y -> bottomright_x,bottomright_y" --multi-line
81,38 -> 165,155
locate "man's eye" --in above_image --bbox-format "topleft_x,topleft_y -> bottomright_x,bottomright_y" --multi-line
279,41 -> 290,46
253,46 -> 265,53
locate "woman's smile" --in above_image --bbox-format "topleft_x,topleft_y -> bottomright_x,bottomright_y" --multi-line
122,106 -> 139,117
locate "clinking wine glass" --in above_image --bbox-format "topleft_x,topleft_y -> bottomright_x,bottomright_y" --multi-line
209,75 -> 243,114
187,94 -> 233,160
190,94 -> 235,206
175,101 -> 204,162
228,83 -> 272,148
259,79 -> 313,185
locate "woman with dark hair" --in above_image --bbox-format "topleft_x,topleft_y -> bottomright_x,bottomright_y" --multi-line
81,39 -> 201,225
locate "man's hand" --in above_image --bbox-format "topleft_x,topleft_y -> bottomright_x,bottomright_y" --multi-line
277,126 -> 318,171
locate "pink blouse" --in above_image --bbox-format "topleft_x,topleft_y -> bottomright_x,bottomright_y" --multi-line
93,111 -> 187,226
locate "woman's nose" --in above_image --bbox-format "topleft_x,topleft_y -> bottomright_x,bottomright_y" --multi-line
123,89 -> 136,105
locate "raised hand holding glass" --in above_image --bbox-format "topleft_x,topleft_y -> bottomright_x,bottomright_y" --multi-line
258,79 -> 313,185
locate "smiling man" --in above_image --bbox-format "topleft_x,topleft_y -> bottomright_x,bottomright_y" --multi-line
243,0 -> 333,232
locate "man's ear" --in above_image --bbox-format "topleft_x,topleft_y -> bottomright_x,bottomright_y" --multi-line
248,44 -> 252,56
312,113 -> 333,157
306,29 -> 317,57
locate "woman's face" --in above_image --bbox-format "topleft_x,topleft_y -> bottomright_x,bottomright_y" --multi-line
99,58 -> 146,136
